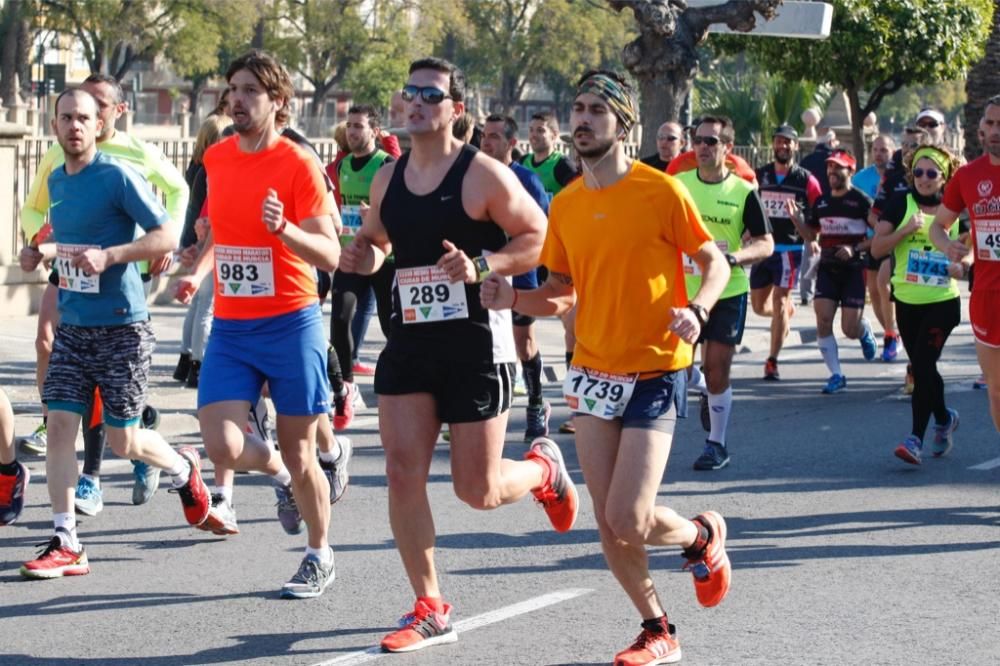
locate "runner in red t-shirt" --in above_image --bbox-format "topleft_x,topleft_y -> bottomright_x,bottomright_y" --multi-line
930,95 -> 1000,433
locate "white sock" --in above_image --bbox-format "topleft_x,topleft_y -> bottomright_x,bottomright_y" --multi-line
707,388 -> 733,446
306,544 -> 332,565
167,453 -> 191,488
81,473 -> 100,488
271,467 -> 292,487
318,448 -> 337,464
215,485 -> 233,504
818,335 -> 841,376
689,365 -> 708,395
53,513 -> 78,549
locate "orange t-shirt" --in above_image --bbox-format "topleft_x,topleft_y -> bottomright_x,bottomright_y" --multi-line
204,135 -> 333,319
541,161 -> 712,374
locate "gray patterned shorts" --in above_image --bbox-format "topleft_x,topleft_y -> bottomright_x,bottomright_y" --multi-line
43,321 -> 155,427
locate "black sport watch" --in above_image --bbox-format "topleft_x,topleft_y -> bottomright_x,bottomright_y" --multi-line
687,303 -> 709,328
472,255 -> 491,282
725,253 -> 739,268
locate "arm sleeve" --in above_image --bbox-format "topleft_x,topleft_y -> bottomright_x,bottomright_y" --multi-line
120,166 -> 170,232
742,189 -> 772,236
19,144 -> 63,240
880,192 -> 908,229
181,167 -> 208,248
142,143 -> 189,226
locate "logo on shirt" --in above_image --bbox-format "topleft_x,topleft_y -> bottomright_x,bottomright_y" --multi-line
50,200 -> 63,210
442,305 -> 464,319
978,180 -> 994,198
403,308 -> 417,322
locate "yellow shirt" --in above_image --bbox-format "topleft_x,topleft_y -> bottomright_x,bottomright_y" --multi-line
541,161 -> 712,374
20,131 -> 188,241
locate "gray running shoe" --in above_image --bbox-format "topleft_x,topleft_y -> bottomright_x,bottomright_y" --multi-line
280,548 -> 335,599
274,483 -> 304,535
19,423 -> 47,455
74,476 -> 103,516
131,460 -> 162,505
319,436 -> 352,505
523,401 -> 551,442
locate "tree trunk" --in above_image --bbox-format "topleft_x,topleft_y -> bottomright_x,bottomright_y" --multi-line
0,0 -> 19,108
845,86 -> 867,169
964,0 -> 1000,161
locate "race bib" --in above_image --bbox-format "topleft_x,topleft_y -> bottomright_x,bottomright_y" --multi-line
905,249 -> 950,286
396,265 -> 468,324
563,366 -> 638,419
761,191 -> 795,219
976,219 -> 1000,261
56,243 -> 100,294
340,204 -> 362,246
215,245 -> 275,297
819,216 -> 868,236
684,240 -> 729,277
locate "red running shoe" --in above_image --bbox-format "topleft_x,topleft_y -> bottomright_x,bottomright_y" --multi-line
20,529 -> 90,579
0,461 -> 30,526
352,361 -> 376,377
380,599 -> 458,653
172,447 -> 210,526
614,624 -> 682,665
332,382 -> 356,431
525,437 -> 578,532
684,511 -> 732,608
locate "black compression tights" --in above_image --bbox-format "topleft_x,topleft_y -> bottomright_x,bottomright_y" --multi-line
895,297 -> 960,440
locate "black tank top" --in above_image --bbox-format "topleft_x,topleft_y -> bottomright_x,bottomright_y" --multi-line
380,144 -> 513,363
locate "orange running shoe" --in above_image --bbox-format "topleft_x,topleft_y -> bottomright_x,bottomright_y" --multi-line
525,437 -> 578,532
763,357 -> 779,381
380,599 -> 457,653
684,511 -> 731,608
614,624 -> 682,665
20,529 -> 90,579
332,382 -> 356,431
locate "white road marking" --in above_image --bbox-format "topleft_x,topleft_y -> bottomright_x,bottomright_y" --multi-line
308,588 -> 594,666
969,456 -> 1000,471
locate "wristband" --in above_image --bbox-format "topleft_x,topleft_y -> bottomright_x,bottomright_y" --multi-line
272,218 -> 288,236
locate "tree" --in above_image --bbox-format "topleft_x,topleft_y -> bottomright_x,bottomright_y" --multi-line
964,0 -> 1000,160
608,0 -> 782,155
0,0 -> 33,108
723,0 -> 994,165
456,0 -> 632,115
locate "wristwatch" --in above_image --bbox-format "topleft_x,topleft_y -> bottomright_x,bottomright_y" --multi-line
725,253 -> 739,268
472,255 -> 491,282
687,303 -> 709,328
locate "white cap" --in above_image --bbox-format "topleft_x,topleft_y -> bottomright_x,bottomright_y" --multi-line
915,108 -> 945,125
819,130 -> 837,145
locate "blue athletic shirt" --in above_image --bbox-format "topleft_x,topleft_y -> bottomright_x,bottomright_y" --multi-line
853,166 -> 881,200
48,151 -> 169,327
510,162 -> 550,215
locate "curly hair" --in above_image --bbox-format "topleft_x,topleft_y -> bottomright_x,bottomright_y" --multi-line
903,144 -> 960,187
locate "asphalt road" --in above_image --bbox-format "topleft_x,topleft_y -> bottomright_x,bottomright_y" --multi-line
1,297 -> 998,666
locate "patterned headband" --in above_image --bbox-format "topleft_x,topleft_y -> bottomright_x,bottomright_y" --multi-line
576,74 -> 638,136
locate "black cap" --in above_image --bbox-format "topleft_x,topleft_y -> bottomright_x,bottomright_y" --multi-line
773,124 -> 798,140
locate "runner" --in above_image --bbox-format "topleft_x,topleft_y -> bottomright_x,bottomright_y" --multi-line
340,57 -> 577,653
172,51 -> 341,597
0,388 -> 29,526
930,94 -> 1000,435
479,113 -> 552,441
800,149 -> 879,394
520,111 -> 579,433
17,73 -> 188,513
751,125 -> 822,380
871,145 -> 963,464
639,120 -> 686,172
676,115 -> 773,470
20,88 -> 209,580
482,69 -> 732,666
856,135 -> 900,362
328,104 -> 396,430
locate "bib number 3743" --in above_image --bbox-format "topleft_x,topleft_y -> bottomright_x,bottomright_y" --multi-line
56,243 -> 100,294
563,366 -> 637,419
396,265 -> 468,324
215,245 -> 275,297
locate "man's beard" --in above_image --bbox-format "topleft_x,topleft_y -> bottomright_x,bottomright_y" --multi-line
575,134 -> 616,160
775,150 -> 791,165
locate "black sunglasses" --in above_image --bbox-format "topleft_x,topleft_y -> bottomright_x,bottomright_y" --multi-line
912,167 -> 941,179
657,135 -> 680,141
401,85 -> 452,105
692,136 -> 721,146
917,121 -> 941,129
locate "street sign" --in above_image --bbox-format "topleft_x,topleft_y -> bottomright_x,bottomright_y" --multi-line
687,0 -> 833,39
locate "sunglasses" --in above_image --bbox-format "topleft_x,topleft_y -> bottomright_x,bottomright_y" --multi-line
917,121 -> 941,129
401,85 -> 452,104
657,135 -> 680,141
692,136 -> 721,146
912,167 -> 941,179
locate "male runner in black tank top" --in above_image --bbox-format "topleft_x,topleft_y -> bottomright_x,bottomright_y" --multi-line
340,57 -> 579,656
